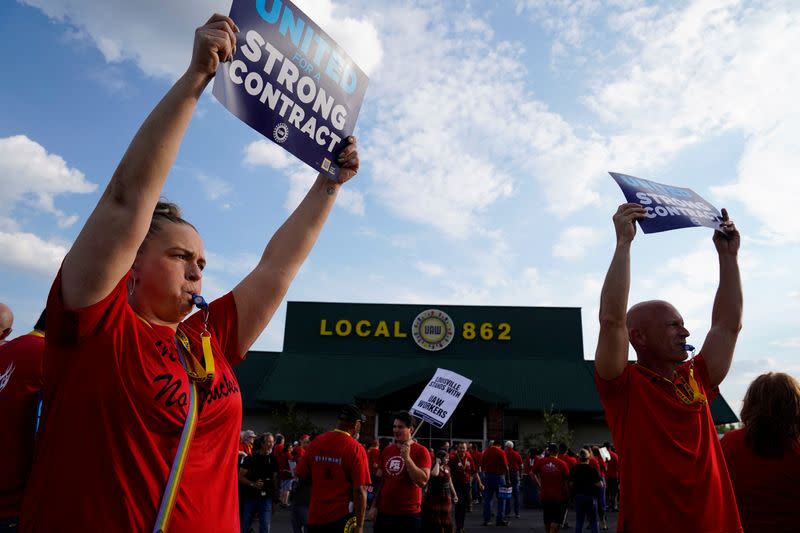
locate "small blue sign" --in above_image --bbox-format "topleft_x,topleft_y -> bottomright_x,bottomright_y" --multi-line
213,0 -> 369,180
610,172 -> 723,234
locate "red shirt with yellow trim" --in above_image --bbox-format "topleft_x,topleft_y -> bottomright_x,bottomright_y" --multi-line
296,430 -> 371,525
377,442 -> 432,515
595,355 -> 742,533
20,272 -> 243,532
0,332 -> 44,519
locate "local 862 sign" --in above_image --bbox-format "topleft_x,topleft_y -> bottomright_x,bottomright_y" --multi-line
213,0 -> 368,180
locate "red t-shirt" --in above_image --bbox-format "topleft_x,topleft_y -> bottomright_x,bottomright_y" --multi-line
472,450 -> 483,469
524,454 -> 538,475
274,443 -> 285,457
377,442 -> 431,515
367,447 -> 381,478
606,450 -> 619,479
532,456 -> 569,502
721,428 -> 800,533
449,453 -> 476,485
481,446 -> 508,474
279,449 -> 294,480
20,272 -> 243,532
505,448 -> 523,473
558,453 -> 577,470
595,355 -> 742,533
293,446 -> 306,463
296,430 -> 371,524
0,332 -> 44,518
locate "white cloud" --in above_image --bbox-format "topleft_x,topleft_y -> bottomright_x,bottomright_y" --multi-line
0,231 -> 69,278
21,0 -> 382,80
415,261 -> 445,277
195,173 -> 233,202
0,135 -> 96,227
552,226 -> 602,259
244,140 -> 295,169
770,338 -> 800,349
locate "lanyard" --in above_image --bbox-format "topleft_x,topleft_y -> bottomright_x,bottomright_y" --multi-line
135,295 -> 214,533
635,361 -> 707,405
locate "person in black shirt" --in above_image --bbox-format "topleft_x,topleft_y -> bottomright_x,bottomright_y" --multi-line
239,433 -> 279,533
568,449 -> 602,533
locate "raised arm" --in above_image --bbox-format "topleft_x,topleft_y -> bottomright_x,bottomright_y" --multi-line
61,14 -> 237,309
232,139 -> 360,356
595,203 -> 646,380
700,209 -> 742,387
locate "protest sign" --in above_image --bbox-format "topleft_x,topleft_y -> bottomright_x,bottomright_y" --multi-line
411,368 -> 472,429
610,172 -> 723,234
213,0 -> 369,180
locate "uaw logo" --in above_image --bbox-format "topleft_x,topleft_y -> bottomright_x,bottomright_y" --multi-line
384,455 -> 406,476
273,123 -> 289,144
412,309 -> 454,352
343,516 -> 358,533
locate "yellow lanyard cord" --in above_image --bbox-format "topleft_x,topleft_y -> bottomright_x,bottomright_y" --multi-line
175,329 -> 215,384
635,362 -> 707,405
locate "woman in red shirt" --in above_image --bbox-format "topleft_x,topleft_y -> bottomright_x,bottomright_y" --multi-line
722,372 -> 800,533
19,13 -> 360,533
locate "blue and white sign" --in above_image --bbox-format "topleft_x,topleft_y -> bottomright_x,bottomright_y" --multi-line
610,172 -> 723,234
213,0 -> 369,180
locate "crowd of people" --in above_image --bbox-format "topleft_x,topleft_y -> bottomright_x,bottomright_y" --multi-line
1,9 -> 799,533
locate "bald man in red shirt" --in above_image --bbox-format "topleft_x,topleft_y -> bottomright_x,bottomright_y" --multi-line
594,203 -> 743,533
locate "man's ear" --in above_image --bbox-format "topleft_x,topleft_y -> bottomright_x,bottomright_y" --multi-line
628,328 -> 645,350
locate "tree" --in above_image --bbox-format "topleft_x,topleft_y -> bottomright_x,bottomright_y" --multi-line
271,401 -> 324,440
524,405 -> 574,450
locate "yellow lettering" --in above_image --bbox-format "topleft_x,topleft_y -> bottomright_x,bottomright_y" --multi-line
355,320 -> 371,337
374,321 -> 390,337
335,320 -> 352,336
320,319 -> 333,336
393,321 -> 407,338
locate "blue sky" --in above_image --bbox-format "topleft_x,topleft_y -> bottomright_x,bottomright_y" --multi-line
2,0 -> 799,416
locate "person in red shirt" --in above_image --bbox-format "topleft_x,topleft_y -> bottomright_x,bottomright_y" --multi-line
0,311 -> 44,530
504,441 -> 523,519
469,443 -> 483,504
369,411 -> 431,533
239,429 -> 257,462
533,444 -> 569,533
594,203 -> 743,533
481,440 -> 510,526
602,443 -> 619,512
274,434 -> 285,459
449,442 -> 482,532
721,372 -> 800,533
557,443 -> 577,470
17,14 -> 362,533
296,405 -> 371,533
278,443 -> 295,507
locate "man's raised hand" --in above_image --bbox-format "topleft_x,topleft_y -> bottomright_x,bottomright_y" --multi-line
713,208 -> 740,257
613,203 -> 647,245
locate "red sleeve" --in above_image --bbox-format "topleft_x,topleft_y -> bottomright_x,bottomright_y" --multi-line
183,291 -> 241,367
350,443 -> 372,487
594,365 -> 632,429
414,444 -> 432,470
296,447 -> 310,480
46,269 -> 129,347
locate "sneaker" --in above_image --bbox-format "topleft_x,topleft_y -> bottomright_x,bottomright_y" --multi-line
496,520 -> 510,526
515,513 -> 520,519
482,521 -> 491,526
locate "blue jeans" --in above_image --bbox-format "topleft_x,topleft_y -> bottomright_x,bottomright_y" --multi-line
482,473 -> 506,524
504,471 -> 520,516
575,494 -> 599,533
0,517 -> 18,533
240,496 -> 272,533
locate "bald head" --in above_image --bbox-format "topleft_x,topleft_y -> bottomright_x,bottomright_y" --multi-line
626,300 -> 677,331
0,303 -> 13,341
627,300 -> 690,364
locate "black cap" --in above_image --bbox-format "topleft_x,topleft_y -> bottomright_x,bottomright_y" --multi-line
338,404 -> 366,423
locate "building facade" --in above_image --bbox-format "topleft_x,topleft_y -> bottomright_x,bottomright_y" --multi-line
235,301 -> 737,449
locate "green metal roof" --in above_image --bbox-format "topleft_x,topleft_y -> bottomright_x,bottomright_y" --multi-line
234,352 -> 739,425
